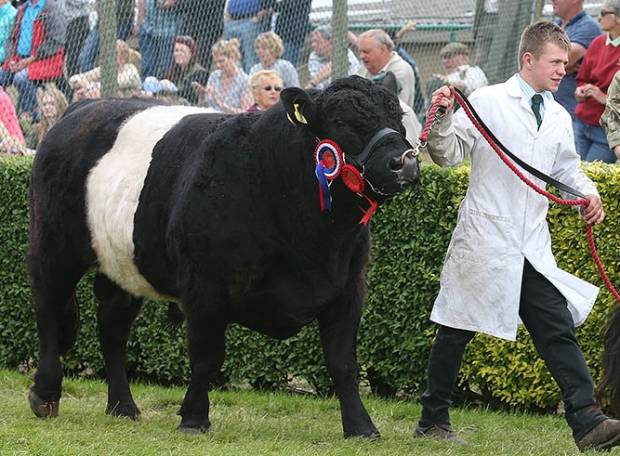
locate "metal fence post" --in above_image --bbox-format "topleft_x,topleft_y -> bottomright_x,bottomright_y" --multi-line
100,0 -> 118,98
486,0 -> 532,84
332,0 -> 349,80
531,0 -> 545,23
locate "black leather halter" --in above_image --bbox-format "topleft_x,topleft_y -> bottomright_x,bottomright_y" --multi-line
346,127 -> 413,170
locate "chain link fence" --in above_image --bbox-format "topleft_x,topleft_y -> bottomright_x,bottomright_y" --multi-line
0,0 -> 607,154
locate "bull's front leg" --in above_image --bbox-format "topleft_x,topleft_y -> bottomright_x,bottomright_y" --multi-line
317,290 -> 379,439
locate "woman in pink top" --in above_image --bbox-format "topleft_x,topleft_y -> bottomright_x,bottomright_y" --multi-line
0,85 -> 26,155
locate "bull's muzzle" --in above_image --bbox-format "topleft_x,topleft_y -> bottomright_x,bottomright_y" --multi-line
389,153 -> 420,187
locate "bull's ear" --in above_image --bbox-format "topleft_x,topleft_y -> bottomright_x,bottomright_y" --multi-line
280,87 -> 318,128
379,71 -> 399,95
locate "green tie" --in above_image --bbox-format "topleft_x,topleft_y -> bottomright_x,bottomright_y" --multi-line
531,94 -> 543,130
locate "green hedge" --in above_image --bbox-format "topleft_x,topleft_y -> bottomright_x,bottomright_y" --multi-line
1,156 -> 619,411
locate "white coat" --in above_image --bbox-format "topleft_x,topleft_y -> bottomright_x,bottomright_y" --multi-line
426,75 -> 599,341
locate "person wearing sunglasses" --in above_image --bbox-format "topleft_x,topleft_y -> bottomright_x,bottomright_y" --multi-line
247,69 -> 282,112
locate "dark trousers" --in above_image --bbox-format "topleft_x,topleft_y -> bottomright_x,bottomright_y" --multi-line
65,15 -> 91,77
182,0 -> 226,74
419,260 -> 606,441
275,0 -> 312,66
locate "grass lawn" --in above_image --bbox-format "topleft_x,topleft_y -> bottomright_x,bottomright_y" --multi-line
0,368 -> 589,455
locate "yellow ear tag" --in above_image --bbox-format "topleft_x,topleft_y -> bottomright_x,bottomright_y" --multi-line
286,113 -> 296,125
293,103 -> 308,124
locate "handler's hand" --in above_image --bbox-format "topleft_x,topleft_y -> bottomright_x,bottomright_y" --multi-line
430,85 -> 455,113
582,194 -> 605,224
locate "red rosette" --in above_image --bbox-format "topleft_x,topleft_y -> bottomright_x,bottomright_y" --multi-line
340,163 -> 366,194
314,139 -> 343,180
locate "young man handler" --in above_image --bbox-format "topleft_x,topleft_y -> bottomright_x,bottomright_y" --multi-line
414,21 -> 620,452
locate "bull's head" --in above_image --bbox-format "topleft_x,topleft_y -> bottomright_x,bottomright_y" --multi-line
281,75 -> 420,202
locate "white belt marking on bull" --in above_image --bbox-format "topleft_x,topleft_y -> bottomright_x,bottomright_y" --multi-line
86,105 -> 211,300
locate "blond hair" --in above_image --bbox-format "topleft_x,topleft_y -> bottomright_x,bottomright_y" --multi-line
518,21 -> 570,69
35,83 -> 68,146
254,32 -> 284,59
249,70 -> 282,92
212,38 -> 241,63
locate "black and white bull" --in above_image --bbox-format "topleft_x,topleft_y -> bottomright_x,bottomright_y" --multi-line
26,76 -> 419,438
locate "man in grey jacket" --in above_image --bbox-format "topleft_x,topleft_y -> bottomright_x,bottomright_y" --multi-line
357,28 -> 415,108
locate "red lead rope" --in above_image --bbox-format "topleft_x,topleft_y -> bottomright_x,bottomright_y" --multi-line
420,88 -> 620,304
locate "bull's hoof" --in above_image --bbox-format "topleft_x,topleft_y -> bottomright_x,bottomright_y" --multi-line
345,431 -> 381,441
105,402 -> 141,420
28,387 -> 59,418
177,420 -> 211,434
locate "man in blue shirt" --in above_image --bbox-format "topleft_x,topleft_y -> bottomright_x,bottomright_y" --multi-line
0,0 -> 17,64
15,0 -> 43,59
553,0 -> 601,117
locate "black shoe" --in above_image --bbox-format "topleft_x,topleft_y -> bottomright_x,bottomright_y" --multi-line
413,424 -> 467,445
576,418 -> 620,452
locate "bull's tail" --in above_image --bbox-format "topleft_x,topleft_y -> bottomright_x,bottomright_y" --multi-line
59,292 -> 81,355
597,306 -> 620,414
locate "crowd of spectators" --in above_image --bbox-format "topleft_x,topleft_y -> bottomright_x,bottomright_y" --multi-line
0,0 -> 428,157
0,0 -> 617,164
